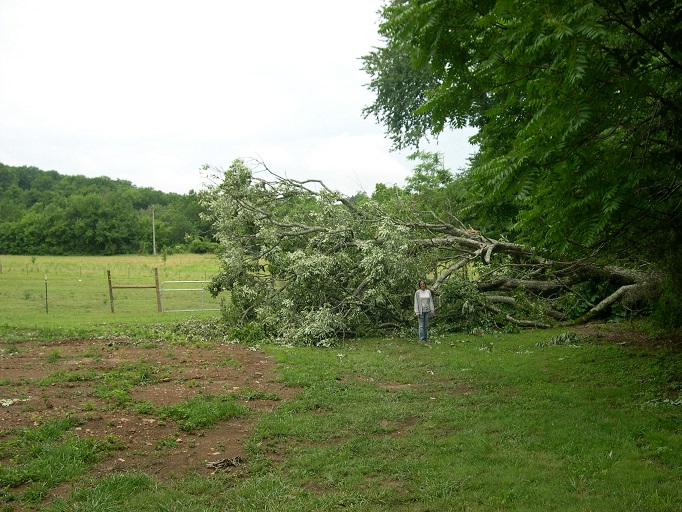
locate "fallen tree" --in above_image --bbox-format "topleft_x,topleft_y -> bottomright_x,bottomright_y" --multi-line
403,219 -> 650,328
200,160 -> 652,344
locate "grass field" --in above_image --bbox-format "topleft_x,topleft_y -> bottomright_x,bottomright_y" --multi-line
1,255 -> 681,511
0,254 -> 226,330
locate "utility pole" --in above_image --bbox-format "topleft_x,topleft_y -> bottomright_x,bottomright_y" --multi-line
152,206 -> 157,256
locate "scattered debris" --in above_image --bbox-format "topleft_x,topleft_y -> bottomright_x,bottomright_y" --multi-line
537,331 -> 585,347
205,456 -> 245,469
0,397 -> 31,407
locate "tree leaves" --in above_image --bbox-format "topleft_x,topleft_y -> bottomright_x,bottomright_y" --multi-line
200,159 -> 424,344
364,0 -> 682,260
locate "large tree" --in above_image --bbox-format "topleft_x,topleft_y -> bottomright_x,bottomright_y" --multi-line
363,0 -> 681,259
201,159 -> 651,345
199,1 -> 681,341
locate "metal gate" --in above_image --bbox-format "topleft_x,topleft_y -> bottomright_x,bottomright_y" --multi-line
159,280 -> 220,312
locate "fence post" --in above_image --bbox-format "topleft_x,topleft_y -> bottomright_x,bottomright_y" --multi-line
107,270 -> 115,313
154,267 -> 162,312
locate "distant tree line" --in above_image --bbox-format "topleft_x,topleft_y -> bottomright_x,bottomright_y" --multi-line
0,163 -> 217,255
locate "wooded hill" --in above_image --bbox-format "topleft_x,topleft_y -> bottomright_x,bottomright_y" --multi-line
0,163 -> 216,255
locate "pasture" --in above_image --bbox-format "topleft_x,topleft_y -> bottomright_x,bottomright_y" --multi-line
0,254 -> 225,330
0,255 -> 681,511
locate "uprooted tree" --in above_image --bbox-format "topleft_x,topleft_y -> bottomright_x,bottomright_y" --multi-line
200,159 -> 654,345
362,0 -> 682,328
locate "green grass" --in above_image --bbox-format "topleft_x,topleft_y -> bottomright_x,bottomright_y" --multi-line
6,329 -> 677,512
91,361 -> 172,408
1,256 -> 681,510
159,394 -> 250,432
0,254 -> 226,331
0,417 -> 121,505
242,332 -> 681,511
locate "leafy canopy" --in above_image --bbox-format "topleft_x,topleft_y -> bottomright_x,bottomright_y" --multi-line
363,0 -> 682,258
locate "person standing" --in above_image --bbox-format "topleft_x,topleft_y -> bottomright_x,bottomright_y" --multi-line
414,280 -> 435,342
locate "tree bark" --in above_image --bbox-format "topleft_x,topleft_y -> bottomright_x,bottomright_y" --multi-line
572,283 -> 643,325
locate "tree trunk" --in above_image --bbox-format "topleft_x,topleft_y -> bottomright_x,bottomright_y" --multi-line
572,283 -> 643,325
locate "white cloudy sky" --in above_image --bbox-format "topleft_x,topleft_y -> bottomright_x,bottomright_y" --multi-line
0,0 -> 477,196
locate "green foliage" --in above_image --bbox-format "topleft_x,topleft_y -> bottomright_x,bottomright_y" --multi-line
0,163 -> 214,255
201,157 -> 650,338
435,276 -> 499,333
536,330 -> 585,347
364,0 -> 682,261
403,150 -> 452,195
184,236 -> 220,254
651,233 -> 682,328
396,151 -> 511,238
201,160 -> 423,345
557,280 -> 620,320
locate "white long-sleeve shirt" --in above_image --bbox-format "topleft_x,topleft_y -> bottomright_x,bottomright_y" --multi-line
414,289 -> 434,315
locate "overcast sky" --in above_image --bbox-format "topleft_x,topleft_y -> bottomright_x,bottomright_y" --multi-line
0,0 -> 477,196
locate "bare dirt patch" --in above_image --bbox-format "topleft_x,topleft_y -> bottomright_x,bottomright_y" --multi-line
0,339 -> 298,481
